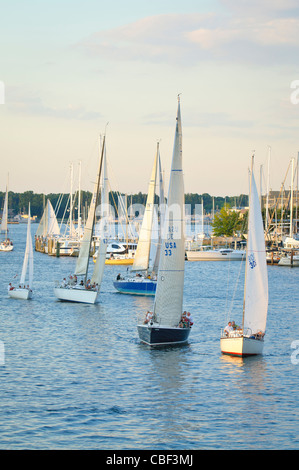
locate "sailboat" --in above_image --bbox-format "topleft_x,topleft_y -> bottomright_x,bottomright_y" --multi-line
54,135 -> 108,304
137,96 -> 191,345
0,177 -> 13,251
113,142 -> 164,296
220,156 -> 268,356
8,204 -> 33,299
35,199 -> 60,253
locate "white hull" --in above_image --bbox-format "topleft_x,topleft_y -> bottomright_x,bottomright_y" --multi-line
0,243 -> 13,252
278,255 -> 299,266
186,249 -> 245,261
54,286 -> 98,304
8,288 -> 32,300
220,335 -> 264,356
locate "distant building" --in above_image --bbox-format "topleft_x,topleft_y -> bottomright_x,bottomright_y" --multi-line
261,190 -> 299,210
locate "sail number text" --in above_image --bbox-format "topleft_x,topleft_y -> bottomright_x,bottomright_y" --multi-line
164,225 -> 179,256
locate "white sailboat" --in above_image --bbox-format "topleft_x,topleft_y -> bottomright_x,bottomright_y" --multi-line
0,177 -> 13,252
137,96 -> 192,345
220,156 -> 268,356
54,135 -> 108,304
113,142 -> 164,295
8,204 -> 33,299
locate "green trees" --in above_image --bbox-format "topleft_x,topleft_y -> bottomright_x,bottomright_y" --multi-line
211,205 -> 245,237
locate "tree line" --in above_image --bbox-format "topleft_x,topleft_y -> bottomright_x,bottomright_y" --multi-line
0,190 -> 249,220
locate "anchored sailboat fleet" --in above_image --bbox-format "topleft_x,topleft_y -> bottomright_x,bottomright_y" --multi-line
5,96 -> 288,358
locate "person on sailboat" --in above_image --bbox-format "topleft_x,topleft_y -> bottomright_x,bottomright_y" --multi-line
224,322 -> 233,335
186,312 -> 193,327
144,311 -> 153,324
232,321 -> 241,330
8,283 -> 14,291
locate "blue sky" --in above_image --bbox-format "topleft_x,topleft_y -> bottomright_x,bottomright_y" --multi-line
0,0 -> 298,198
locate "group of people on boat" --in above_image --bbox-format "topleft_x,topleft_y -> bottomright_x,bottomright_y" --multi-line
224,320 -> 265,339
8,282 -> 31,291
179,311 -> 193,328
143,310 -> 194,327
0,238 -> 13,249
60,275 -> 98,291
224,321 -> 241,335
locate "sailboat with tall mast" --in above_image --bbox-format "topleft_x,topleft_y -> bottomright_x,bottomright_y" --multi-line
113,142 -> 165,295
8,203 -> 33,299
54,135 -> 108,304
137,96 -> 192,345
220,156 -> 268,356
0,175 -> 13,251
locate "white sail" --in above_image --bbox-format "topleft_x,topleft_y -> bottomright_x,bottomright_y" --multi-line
91,139 -> 109,285
154,97 -> 185,327
36,200 -> 60,237
0,183 -> 8,234
132,145 -> 158,272
243,162 -> 268,334
152,148 -> 165,274
20,203 -> 34,289
75,135 -> 105,279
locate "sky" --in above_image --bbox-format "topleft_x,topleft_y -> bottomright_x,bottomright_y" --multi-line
0,0 -> 299,198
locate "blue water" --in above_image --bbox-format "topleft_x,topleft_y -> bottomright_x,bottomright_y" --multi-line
0,224 -> 298,450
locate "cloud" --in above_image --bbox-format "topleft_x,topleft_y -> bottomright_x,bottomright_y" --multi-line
77,5 -> 299,67
6,87 -> 102,121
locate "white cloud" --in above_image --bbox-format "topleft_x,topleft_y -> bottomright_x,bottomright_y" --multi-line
78,6 -> 299,66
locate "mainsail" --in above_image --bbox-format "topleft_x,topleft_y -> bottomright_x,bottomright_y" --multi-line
20,203 -> 34,289
243,160 -> 268,334
74,135 -> 106,283
0,182 -> 8,235
154,97 -> 185,327
91,139 -> 109,286
131,144 -> 159,272
36,200 -> 60,237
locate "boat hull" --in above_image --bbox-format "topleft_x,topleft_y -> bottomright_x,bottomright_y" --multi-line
8,288 -> 32,300
0,244 -> 13,252
220,335 -> 264,357
54,287 -> 98,304
186,250 -> 245,261
113,279 -> 156,296
105,258 -> 134,265
137,324 -> 190,346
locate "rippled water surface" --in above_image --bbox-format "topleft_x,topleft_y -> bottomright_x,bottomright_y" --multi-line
0,224 -> 298,449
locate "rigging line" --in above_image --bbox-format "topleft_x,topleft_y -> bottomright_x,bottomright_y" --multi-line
228,254 -> 245,318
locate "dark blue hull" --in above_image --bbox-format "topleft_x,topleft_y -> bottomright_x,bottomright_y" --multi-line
113,280 -> 156,296
137,324 -> 190,346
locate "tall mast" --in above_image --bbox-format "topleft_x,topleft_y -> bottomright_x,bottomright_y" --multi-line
85,135 -> 106,284
265,146 -> 271,232
242,154 -> 254,329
